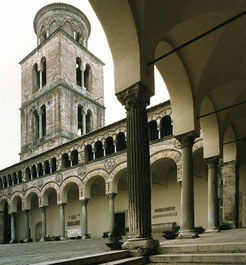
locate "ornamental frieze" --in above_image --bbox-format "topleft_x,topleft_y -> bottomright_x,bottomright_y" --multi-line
104,158 -> 115,171
55,173 -> 63,183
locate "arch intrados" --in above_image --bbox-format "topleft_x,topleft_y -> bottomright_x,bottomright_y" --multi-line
0,196 -> 9,211
11,193 -> 23,212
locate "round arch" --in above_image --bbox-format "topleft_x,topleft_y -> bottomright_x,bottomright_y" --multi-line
11,192 -> 24,213
24,187 -> 41,210
59,176 -> 83,204
40,182 -> 59,207
83,169 -> 109,198
200,96 -> 220,158
150,150 -> 182,181
110,162 -> 127,194
0,195 -> 10,211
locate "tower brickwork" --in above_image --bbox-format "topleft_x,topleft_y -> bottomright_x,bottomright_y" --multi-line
19,3 -> 105,161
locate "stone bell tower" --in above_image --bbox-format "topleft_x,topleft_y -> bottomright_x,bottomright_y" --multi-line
19,3 -> 105,161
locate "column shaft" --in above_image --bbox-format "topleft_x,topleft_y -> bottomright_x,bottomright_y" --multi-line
59,204 -> 65,240
81,199 -> 89,238
206,157 -> 219,232
40,207 -> 47,241
39,114 -> 43,139
24,210 -> 30,242
82,114 -> 86,135
0,211 -> 4,244
10,213 -> 16,243
178,134 -> 197,238
39,70 -> 43,89
117,83 -> 152,240
108,193 -> 116,233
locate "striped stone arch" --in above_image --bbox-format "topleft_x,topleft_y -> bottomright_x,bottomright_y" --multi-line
0,195 -> 10,211
150,149 -> 182,181
193,139 -> 203,153
59,176 -> 83,204
103,131 -> 117,141
115,126 -> 127,135
23,187 -> 41,210
110,161 -> 127,194
159,108 -> 172,118
83,169 -> 109,198
81,139 -> 94,151
40,182 -> 60,207
11,191 -> 24,213
148,113 -> 159,122
92,135 -> 104,145
69,144 -> 81,153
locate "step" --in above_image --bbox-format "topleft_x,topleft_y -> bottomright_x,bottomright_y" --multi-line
157,242 -> 246,254
99,256 -> 146,264
31,250 -> 129,265
149,253 -> 246,264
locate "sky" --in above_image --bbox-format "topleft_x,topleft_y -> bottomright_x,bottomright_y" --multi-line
0,0 -> 169,170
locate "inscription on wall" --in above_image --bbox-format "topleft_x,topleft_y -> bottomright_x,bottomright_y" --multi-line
153,206 -> 177,219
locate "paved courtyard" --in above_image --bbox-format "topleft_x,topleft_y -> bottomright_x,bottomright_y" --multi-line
1,230 -> 245,265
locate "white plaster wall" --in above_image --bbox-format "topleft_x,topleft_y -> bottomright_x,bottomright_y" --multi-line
29,207 -> 41,240
65,198 -> 81,233
16,210 -> 25,241
46,203 -> 59,237
88,195 -> 108,237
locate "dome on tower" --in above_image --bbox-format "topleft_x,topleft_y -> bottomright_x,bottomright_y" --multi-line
34,3 -> 91,46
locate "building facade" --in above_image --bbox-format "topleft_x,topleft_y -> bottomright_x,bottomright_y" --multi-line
0,3 -> 245,245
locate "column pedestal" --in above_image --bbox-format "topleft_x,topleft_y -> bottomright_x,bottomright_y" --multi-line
177,133 -> 198,239
59,204 -> 66,240
81,199 -> 89,239
40,207 -> 47,241
117,83 -> 159,255
206,157 -> 220,233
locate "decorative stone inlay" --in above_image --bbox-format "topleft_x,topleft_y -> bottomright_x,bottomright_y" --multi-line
104,158 -> 115,171
22,184 -> 27,193
55,173 -> 63,183
78,166 -> 87,177
7,188 -> 12,196
37,179 -> 44,188
174,139 -> 182,149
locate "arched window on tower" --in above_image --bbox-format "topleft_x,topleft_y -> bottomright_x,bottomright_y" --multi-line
38,163 -> 44,177
41,57 -> 47,87
31,165 -> 37,179
18,171 -> 22,183
84,64 -> 92,90
41,30 -> 47,43
13,173 -> 17,185
32,110 -> 39,141
116,133 -> 126,152
8,174 -> 12,186
76,32 -> 82,44
86,109 -> 92,133
33,63 -> 40,92
160,115 -> 173,138
78,105 -> 83,136
149,120 -> 158,141
76,58 -> 82,86
41,105 -> 46,137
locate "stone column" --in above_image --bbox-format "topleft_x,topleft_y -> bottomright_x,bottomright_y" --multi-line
117,83 -> 159,251
40,207 -> 47,241
221,161 -> 238,228
10,213 -> 16,243
82,113 -> 86,135
206,156 -> 220,232
24,210 -> 30,242
81,65 -> 86,88
39,113 -> 43,139
0,211 -> 4,244
81,199 -> 89,238
177,133 -> 198,238
39,70 -> 43,89
108,193 -> 117,234
59,204 -> 66,240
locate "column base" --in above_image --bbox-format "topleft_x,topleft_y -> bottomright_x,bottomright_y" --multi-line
60,237 -> 66,241
23,238 -> 32,243
205,227 -> 220,233
178,229 -> 199,239
9,239 -> 17,244
122,238 -> 159,256
40,237 -> 46,242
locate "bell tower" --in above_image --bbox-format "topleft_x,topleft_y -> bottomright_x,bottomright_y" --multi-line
19,3 -> 105,161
